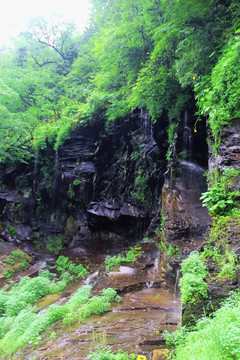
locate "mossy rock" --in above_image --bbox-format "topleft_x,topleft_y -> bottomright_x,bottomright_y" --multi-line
0,242 -> 32,280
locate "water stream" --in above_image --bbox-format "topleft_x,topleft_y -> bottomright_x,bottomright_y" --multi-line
13,242 -> 181,360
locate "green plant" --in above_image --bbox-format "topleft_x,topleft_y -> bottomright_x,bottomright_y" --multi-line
50,331 -> 57,341
200,168 -> 240,216
4,269 -> 13,279
46,234 -> 63,255
67,184 -> 75,199
73,179 -> 82,186
219,263 -> 236,278
179,251 -> 209,304
195,32 -> 240,139
131,169 -> 151,203
167,245 -> 180,259
165,291 -> 240,360
7,225 -> 17,238
104,246 -> 142,271
88,346 -> 137,360
4,250 -> 26,266
200,245 -> 222,263
158,241 -> 168,252
55,255 -> 88,280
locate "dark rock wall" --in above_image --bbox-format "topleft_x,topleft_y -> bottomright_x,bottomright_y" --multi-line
162,111 -> 210,244
0,109 -> 169,246
208,121 -> 240,173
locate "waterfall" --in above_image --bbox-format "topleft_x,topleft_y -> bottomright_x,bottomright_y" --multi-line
174,269 -> 180,296
33,150 -> 39,194
140,109 -> 152,141
182,111 -> 193,160
50,151 -> 60,217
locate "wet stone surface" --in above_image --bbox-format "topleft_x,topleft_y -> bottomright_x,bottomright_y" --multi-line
11,242 -> 181,360
19,288 -> 180,360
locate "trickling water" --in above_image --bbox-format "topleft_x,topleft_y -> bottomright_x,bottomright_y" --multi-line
50,150 -> 60,216
84,271 -> 99,285
8,242 -> 182,360
140,109 -> 153,142
174,269 -> 180,296
179,161 -> 207,190
33,150 -> 39,194
145,281 -> 154,289
153,258 -> 159,275
182,111 -> 193,160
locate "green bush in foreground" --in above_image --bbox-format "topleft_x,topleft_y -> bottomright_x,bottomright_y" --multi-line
166,291 -> 240,360
179,251 -> 209,304
0,284 -> 120,356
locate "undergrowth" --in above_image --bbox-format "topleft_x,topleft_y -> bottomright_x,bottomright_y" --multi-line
179,251 -> 209,304
165,291 -> 240,360
0,278 -> 120,356
0,255 -> 96,356
88,346 -> 137,360
105,246 -> 142,271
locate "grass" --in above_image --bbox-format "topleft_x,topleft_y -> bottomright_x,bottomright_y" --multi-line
0,253 -> 121,357
88,346 -> 137,360
0,278 -> 120,356
179,251 -> 209,304
165,291 -> 240,360
105,246 -> 142,271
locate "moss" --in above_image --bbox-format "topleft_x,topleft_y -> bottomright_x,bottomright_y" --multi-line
208,215 -> 240,247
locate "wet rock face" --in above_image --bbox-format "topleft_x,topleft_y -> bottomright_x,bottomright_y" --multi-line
56,110 -> 168,242
162,162 -> 211,242
162,110 -> 210,243
0,110 -> 168,245
209,122 -> 240,173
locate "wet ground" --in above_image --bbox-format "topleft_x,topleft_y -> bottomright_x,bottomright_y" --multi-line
0,240 -> 203,359
17,288 -> 180,360
5,242 -> 180,360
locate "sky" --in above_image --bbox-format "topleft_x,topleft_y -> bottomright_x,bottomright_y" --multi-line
0,0 -> 91,48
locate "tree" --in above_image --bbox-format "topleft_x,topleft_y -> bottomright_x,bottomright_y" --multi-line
19,16 -> 79,75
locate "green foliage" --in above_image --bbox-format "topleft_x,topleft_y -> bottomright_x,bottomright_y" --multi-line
4,251 -> 25,266
4,250 -> 29,270
55,255 -> 88,280
131,169 -> 151,203
166,291 -> 240,360
63,287 -> 120,325
4,269 -> 13,279
200,168 -> 240,216
105,246 -> 142,271
0,285 -> 92,356
7,225 -> 17,238
46,234 -> 63,254
167,245 -> 180,260
179,251 -> 209,304
0,0 -> 239,165
195,32 -> 240,137
201,215 -> 240,280
89,346 -> 137,360
219,263 -> 236,279
0,266 -> 120,357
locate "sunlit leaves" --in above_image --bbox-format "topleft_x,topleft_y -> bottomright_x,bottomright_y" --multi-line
195,33 -> 240,136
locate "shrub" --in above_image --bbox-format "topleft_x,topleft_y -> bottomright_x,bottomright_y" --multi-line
105,246 -> 142,271
195,32 -> 240,138
179,251 -> 209,304
0,284 -> 119,356
166,291 -> 240,360
200,168 -> 240,217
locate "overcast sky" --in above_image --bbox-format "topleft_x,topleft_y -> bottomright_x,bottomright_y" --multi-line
0,0 -> 91,47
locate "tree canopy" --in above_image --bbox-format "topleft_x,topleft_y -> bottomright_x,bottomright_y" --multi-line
0,0 -> 239,164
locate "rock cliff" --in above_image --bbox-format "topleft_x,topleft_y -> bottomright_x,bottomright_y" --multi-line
0,109 -> 169,247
